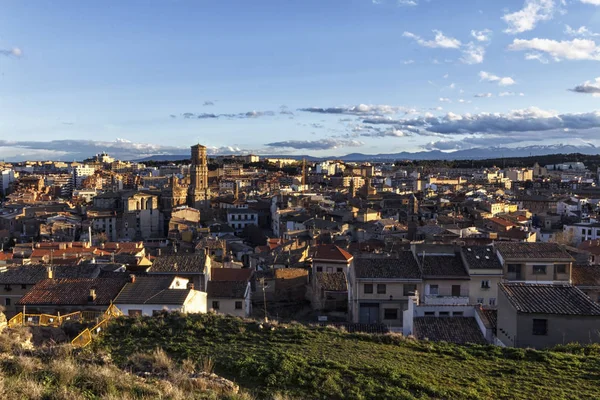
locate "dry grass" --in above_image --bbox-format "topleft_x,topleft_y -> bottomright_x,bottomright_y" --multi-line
0,326 -> 242,399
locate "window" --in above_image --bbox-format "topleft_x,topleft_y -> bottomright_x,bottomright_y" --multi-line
212,301 -> 220,310
337,268 -> 343,273
377,284 -> 387,294
430,285 -> 439,295
533,265 -> 547,275
403,284 -> 417,296
128,309 -> 142,317
364,284 -> 373,294
477,297 -> 484,304
5,298 -> 10,306
451,285 -> 461,297
489,298 -> 496,306
556,264 -> 567,274
507,264 -> 520,273
316,266 -> 323,272
453,311 -> 464,316
21,284 -> 26,290
235,301 -> 243,310
481,280 -> 490,289
424,311 -> 435,316
532,319 -> 548,335
383,308 -> 398,320
439,311 -> 450,317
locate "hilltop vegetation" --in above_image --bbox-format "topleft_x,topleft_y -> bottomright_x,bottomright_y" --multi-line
97,313 -> 600,400
0,324 -> 247,400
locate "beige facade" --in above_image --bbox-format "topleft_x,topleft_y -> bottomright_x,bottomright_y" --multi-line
350,280 -> 421,327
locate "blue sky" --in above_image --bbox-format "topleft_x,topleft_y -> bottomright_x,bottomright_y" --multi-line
1,0 -> 600,160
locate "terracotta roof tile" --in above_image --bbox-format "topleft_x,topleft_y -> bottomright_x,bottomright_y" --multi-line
17,276 -> 128,306
414,317 -> 487,345
499,283 -> 600,316
313,244 -> 353,262
315,272 -> 347,292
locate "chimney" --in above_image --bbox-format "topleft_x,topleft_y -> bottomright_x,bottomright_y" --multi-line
129,274 -> 136,283
46,266 -> 54,279
88,288 -> 97,302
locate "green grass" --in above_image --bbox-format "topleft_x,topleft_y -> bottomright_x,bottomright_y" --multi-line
97,313 -> 600,400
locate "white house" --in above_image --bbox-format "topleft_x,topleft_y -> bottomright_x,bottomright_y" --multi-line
114,275 -> 207,316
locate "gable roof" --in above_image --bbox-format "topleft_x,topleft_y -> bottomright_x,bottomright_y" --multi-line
461,246 -> 502,270
571,265 -> 600,288
354,252 -> 421,280
0,264 -> 101,285
17,276 -> 128,306
413,317 -> 487,345
421,254 -> 469,279
499,283 -> 600,316
211,268 -> 253,282
206,281 -> 248,299
114,276 -> 192,305
313,244 -> 353,263
149,254 -> 207,274
494,242 -> 573,261
315,272 -> 347,292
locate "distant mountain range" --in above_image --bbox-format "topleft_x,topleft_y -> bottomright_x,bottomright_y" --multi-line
134,144 -> 600,163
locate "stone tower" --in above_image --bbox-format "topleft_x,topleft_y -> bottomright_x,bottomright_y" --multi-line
188,144 -> 210,209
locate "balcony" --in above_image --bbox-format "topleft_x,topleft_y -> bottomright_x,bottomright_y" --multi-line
423,295 -> 469,305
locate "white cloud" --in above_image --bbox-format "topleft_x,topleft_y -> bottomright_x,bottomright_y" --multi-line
524,52 -> 549,63
499,92 -> 525,97
471,29 -> 492,42
569,77 -> 600,96
479,71 -> 516,86
460,42 -> 485,64
474,93 -> 493,98
502,0 -> 555,34
266,138 -> 364,150
299,104 -> 414,116
565,25 -> 600,37
580,0 -> 600,5
508,38 -> 600,61
0,47 -> 22,57
402,59 -> 415,65
403,30 -> 461,49
439,97 -> 451,102
397,0 -> 418,5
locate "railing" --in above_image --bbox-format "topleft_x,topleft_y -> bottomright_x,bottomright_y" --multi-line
6,304 -> 123,349
71,329 -> 92,348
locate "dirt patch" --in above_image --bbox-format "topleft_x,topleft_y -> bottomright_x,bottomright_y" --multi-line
29,326 -> 70,347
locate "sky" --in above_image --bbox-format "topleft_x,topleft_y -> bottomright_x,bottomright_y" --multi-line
1,0 -> 600,160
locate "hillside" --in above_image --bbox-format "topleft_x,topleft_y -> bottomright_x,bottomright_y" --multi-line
97,313 -> 600,400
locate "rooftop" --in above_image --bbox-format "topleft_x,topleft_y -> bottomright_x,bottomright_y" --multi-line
494,242 -> 573,261
461,246 -> 502,270
18,276 -> 128,306
315,272 -> 347,292
149,254 -> 207,274
354,252 -> 421,280
421,254 -> 469,279
413,317 -> 487,345
313,244 -> 353,263
206,280 -> 248,299
114,276 -> 192,305
499,283 -> 600,316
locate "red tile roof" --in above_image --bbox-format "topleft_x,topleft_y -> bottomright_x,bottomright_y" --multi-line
313,244 -> 353,263
18,276 -> 128,306
211,268 -> 254,282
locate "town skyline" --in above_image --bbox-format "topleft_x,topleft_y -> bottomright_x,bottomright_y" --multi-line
2,0 -> 600,160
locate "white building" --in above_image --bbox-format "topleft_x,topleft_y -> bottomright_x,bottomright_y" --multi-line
0,169 -> 15,195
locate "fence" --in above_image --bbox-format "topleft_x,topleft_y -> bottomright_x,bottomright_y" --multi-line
5,304 -> 123,349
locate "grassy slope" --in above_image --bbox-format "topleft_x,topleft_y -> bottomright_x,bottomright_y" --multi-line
98,313 -> 600,400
